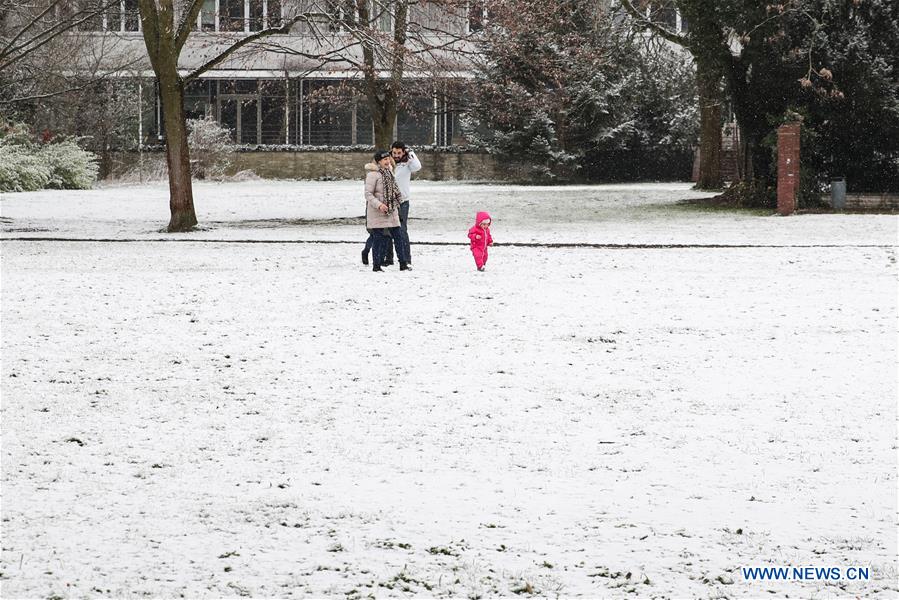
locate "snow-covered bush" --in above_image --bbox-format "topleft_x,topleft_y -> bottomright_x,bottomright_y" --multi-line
187,117 -> 236,180
0,120 -> 98,191
0,143 -> 52,192
40,139 -> 100,189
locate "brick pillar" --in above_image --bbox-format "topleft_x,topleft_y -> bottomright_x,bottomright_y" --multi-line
777,122 -> 801,215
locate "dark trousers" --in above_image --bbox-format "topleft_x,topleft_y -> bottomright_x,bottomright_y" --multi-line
397,201 -> 411,264
365,203 -> 410,265
364,231 -> 396,264
371,227 -> 408,267
363,231 -> 390,264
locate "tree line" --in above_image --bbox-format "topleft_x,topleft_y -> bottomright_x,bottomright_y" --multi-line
1,0 -> 896,230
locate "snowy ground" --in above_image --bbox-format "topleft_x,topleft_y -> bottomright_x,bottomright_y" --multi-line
1,181 -> 897,599
1,180 -> 896,245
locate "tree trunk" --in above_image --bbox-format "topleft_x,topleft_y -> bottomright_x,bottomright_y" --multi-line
157,72 -> 198,232
732,105 -> 768,184
372,104 -> 397,150
695,59 -> 723,190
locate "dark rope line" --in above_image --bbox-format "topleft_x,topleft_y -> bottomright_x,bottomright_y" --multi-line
0,237 -> 894,249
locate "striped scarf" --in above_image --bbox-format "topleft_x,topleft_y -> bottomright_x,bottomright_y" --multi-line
379,166 -> 402,215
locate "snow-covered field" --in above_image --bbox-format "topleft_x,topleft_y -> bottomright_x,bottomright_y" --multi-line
1,181 -> 897,599
1,180 -> 896,245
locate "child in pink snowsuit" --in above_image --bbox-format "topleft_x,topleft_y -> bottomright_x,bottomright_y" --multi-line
468,211 -> 493,271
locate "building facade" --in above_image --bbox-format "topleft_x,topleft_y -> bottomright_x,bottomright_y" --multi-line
72,0 -> 476,148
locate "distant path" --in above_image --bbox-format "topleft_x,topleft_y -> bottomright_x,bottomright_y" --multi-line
1,237 -> 894,249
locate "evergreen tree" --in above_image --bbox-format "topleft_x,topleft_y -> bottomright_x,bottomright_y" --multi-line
464,0 -> 698,181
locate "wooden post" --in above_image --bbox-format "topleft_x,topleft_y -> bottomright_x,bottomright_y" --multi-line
777,122 -> 801,216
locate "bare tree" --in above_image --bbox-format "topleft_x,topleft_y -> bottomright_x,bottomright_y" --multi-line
137,0 -> 311,231
0,0 -> 115,71
258,0 -> 477,149
0,0 -> 142,107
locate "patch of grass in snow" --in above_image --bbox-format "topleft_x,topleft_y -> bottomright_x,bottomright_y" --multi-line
375,570 -> 435,592
427,545 -> 459,557
226,581 -> 251,596
371,539 -> 412,550
511,581 -> 536,595
588,566 -> 633,580
392,571 -> 435,591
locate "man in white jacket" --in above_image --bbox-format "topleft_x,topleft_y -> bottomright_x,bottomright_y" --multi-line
390,141 -> 421,267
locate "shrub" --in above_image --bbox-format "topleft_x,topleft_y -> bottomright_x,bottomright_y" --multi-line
0,120 -> 98,192
187,117 -> 236,180
40,139 -> 99,189
0,143 -> 52,192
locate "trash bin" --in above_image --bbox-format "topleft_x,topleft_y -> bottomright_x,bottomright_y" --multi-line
831,177 -> 846,210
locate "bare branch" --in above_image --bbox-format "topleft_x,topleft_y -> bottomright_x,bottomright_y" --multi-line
0,0 -> 64,61
0,57 -> 144,105
183,15 -> 314,82
175,0 -> 206,51
0,1 -> 120,71
617,0 -> 687,48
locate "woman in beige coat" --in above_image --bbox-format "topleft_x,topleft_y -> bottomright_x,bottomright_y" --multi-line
364,150 -> 410,271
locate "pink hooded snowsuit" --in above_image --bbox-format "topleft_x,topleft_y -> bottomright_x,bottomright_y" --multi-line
468,211 -> 493,269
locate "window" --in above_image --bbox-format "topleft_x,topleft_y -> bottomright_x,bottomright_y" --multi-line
219,98 -> 238,141
106,2 -> 122,30
221,80 -> 257,94
302,81 -> 353,145
260,81 -> 287,144
123,0 -> 139,31
240,99 -> 258,144
74,0 -> 140,31
268,0 -> 283,27
370,0 -> 393,32
185,80 -> 214,120
78,0 -> 105,31
214,80 -> 288,145
397,95 -> 435,146
105,0 -> 141,31
644,2 -> 685,33
249,0 -> 265,31
200,0 -> 216,31
325,0 -> 355,32
192,0 -> 284,33
434,96 -> 460,146
222,0 -> 245,31
656,6 -> 677,30
467,0 -> 485,33
355,99 -> 373,145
